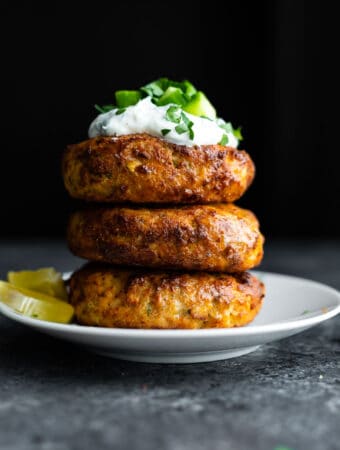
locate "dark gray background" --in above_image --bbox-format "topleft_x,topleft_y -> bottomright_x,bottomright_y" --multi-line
1,0 -> 336,238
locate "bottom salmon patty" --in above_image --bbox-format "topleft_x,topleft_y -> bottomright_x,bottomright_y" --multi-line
68,264 -> 265,329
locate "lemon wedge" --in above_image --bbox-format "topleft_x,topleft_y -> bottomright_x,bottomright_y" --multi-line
0,281 -> 74,323
7,267 -> 68,300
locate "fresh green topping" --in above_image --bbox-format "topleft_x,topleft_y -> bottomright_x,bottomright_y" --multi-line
94,104 -> 115,114
157,87 -> 187,107
181,112 -> 193,127
181,112 -> 194,140
183,91 -> 216,120
165,105 -> 182,124
168,109 -> 195,140
115,90 -> 141,108
182,80 -> 197,98
217,118 -> 243,142
233,126 -> 243,140
140,78 -> 166,98
115,108 -> 126,115
95,78 -> 197,114
94,77 -> 243,145
175,124 -> 189,134
219,134 -> 229,146
140,78 -> 197,102
217,118 -> 233,133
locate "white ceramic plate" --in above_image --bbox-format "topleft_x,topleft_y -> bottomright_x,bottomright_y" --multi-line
1,271 -> 340,363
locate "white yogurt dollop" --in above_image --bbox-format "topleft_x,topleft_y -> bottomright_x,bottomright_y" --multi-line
88,97 -> 238,147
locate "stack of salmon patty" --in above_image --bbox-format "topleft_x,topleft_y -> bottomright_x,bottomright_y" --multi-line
62,133 -> 265,329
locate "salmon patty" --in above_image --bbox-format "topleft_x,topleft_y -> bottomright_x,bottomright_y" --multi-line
68,264 -> 265,329
67,204 -> 264,272
62,133 -> 255,204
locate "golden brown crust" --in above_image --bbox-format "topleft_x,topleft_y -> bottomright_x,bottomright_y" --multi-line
62,133 -> 255,204
68,263 -> 265,329
67,203 -> 264,272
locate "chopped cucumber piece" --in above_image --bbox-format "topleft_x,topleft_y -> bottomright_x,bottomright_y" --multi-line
182,80 -> 197,98
115,90 -> 141,108
183,91 -> 216,119
140,79 -> 166,98
157,87 -> 187,106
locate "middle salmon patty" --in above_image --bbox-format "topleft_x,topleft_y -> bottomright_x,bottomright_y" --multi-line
67,203 -> 264,272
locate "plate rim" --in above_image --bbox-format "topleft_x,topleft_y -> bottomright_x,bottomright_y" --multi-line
1,270 -> 340,338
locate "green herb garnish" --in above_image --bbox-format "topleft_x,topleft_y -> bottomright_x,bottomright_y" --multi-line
181,112 -> 193,127
115,108 -> 126,115
140,78 -> 166,98
233,126 -> 243,140
170,111 -> 194,140
181,112 -> 194,140
219,134 -> 229,145
161,129 -> 171,136
217,119 -> 233,133
217,118 -> 243,142
94,104 -> 115,114
166,106 -> 182,123
175,124 -> 188,134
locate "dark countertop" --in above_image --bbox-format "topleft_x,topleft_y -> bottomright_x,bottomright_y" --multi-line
0,239 -> 339,450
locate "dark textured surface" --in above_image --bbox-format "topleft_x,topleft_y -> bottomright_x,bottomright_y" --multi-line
0,239 -> 339,450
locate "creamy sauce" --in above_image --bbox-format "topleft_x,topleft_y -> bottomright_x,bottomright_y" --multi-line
88,97 -> 238,147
